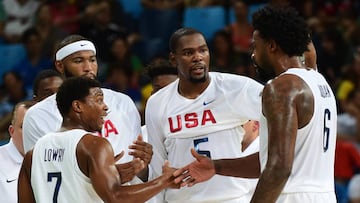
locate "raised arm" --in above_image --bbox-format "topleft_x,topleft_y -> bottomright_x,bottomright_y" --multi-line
128,134 -> 153,182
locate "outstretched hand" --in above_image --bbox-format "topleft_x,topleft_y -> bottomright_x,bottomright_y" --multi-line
129,134 -> 153,166
173,148 -> 215,187
115,150 -> 145,184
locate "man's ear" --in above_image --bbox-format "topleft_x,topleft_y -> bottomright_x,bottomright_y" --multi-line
72,100 -> 83,113
55,61 -> 65,74
169,52 -> 177,67
8,125 -> 14,137
268,40 -> 277,53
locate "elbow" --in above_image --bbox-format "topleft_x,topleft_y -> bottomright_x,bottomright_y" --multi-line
265,160 -> 292,182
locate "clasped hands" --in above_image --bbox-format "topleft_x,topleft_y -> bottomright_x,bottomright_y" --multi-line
115,135 -> 215,187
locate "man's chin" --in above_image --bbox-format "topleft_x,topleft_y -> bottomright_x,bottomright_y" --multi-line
84,74 -> 96,80
190,74 -> 207,83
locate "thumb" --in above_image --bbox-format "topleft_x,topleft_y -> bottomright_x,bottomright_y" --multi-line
114,151 -> 125,162
163,160 -> 170,167
162,160 -> 170,172
136,134 -> 143,142
190,148 -> 202,161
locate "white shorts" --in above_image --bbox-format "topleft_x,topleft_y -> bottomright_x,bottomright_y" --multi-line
277,192 -> 337,203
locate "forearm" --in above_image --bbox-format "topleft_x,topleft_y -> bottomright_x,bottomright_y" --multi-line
250,166 -> 290,203
112,174 -> 172,203
214,152 -> 260,178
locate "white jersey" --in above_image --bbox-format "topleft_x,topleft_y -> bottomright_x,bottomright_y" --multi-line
259,68 -> 337,202
145,72 -> 263,203
0,139 -> 23,203
31,129 -> 102,203
23,88 -> 141,165
141,125 -> 163,203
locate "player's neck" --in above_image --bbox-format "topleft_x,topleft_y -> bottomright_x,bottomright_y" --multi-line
178,79 -> 210,99
275,55 -> 303,75
60,117 -> 87,132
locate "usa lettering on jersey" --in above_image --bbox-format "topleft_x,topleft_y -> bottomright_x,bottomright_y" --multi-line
97,119 -> 119,137
168,109 -> 217,133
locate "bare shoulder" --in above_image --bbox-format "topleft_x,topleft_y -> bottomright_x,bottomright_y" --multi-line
77,134 -> 113,156
263,74 -> 309,100
76,134 -> 115,177
263,73 -> 314,127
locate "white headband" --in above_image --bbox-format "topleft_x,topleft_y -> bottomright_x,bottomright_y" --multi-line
55,40 -> 96,60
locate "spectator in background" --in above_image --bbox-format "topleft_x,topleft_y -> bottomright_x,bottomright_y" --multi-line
337,47 -> 360,112
32,69 -> 63,102
12,27 -> 52,91
348,174 -> 360,203
103,62 -> 142,110
184,0 -> 224,7
317,26 -> 352,89
225,0 -> 253,64
141,0 -> 183,10
337,87 -> 360,144
138,0 -> 183,63
33,3 -> 67,59
338,8 -> 359,48
0,101 -> 35,203
0,0 -> 40,43
210,30 -> 250,76
336,74 -> 360,203
47,0 -> 81,34
334,136 -> 360,203
103,63 -> 131,93
80,0 -> 132,64
107,35 -> 144,85
0,71 -> 32,139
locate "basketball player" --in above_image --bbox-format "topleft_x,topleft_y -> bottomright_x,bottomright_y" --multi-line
174,6 -> 337,203
18,77 -> 179,203
22,35 -> 152,183
145,27 -> 264,202
32,69 -> 64,102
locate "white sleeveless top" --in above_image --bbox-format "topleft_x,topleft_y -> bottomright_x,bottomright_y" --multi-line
31,129 -> 103,203
259,68 -> 337,194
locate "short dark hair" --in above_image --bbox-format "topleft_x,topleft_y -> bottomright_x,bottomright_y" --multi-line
2,71 -> 23,86
55,34 -> 89,53
252,6 -> 310,57
56,77 -> 101,117
33,69 -> 63,96
169,27 -> 204,53
146,58 -> 177,81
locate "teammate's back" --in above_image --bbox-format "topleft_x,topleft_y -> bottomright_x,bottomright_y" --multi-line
31,129 -> 102,203
259,68 -> 337,194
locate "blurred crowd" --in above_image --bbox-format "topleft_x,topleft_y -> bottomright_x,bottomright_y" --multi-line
0,0 -> 360,202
